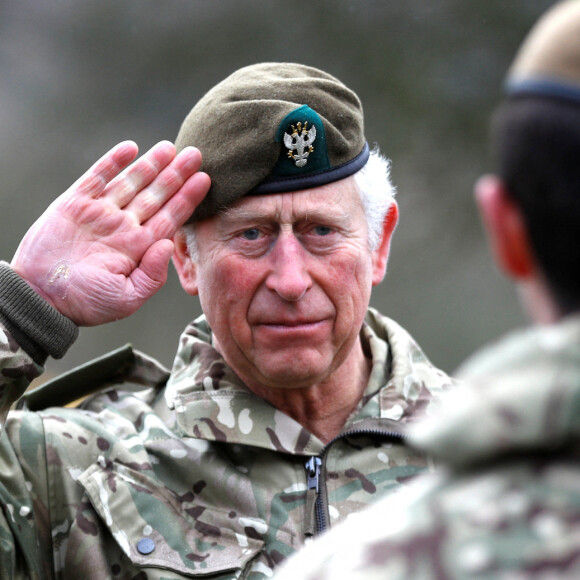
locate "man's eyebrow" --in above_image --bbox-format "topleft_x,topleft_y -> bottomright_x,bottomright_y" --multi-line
219,207 -> 272,223
219,205 -> 352,225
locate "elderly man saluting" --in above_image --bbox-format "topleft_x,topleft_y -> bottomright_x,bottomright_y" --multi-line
0,63 -> 453,578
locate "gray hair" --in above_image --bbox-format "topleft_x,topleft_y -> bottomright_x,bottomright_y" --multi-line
183,147 -> 396,259
353,147 -> 396,250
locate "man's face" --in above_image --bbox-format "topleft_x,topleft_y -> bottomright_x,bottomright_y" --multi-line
178,177 -> 393,392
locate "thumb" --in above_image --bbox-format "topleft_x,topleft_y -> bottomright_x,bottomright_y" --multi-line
130,239 -> 174,300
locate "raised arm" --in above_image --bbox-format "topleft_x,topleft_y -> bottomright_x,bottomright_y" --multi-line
10,140 -> 210,326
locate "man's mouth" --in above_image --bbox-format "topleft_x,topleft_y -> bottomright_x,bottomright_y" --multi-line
254,319 -> 330,338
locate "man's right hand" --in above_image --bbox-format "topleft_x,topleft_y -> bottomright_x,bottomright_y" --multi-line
11,140 -> 210,326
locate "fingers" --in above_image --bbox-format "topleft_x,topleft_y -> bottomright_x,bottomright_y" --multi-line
73,140 -> 192,213
72,141 -> 140,198
122,145 -> 204,224
142,170 -> 211,238
103,141 -> 178,207
62,139 -> 209,262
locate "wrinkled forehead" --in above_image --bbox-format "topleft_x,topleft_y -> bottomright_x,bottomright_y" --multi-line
218,175 -> 362,225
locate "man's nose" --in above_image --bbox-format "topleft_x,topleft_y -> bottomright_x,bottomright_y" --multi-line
265,233 -> 312,301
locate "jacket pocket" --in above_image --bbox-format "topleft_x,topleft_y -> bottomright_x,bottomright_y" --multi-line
78,461 -> 264,577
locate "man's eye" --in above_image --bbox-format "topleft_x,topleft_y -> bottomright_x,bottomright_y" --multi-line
241,228 -> 261,241
314,225 -> 332,236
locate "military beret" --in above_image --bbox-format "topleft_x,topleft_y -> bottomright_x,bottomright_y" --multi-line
506,0 -> 580,103
175,62 -> 369,222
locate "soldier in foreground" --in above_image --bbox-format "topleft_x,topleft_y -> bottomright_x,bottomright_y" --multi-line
0,64 -> 453,578
272,2 -> 580,578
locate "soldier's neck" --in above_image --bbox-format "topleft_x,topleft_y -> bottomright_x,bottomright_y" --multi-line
246,343 -> 372,444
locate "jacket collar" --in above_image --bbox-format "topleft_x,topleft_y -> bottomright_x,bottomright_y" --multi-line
164,309 -> 454,452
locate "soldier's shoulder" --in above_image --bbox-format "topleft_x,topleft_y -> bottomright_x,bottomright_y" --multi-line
291,459 -> 580,579
18,344 -> 170,411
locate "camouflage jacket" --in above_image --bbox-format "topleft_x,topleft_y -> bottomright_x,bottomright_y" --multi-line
273,314 -> 580,579
0,308 -> 453,579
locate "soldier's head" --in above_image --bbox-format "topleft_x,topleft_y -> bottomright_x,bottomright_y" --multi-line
475,0 -> 580,320
171,63 -> 398,391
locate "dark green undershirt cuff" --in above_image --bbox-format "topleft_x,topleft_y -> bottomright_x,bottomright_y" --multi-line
0,261 -> 79,364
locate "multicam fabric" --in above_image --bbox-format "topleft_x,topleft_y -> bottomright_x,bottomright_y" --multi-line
273,314 -> 580,579
0,308 -> 454,579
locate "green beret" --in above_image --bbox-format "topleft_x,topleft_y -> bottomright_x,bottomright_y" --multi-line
175,62 -> 369,222
506,0 -> 580,103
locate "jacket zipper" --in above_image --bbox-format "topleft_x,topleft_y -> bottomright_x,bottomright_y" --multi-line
303,428 -> 405,537
304,456 -> 323,537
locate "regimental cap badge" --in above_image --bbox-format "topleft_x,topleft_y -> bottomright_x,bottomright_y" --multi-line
284,121 -> 317,167
249,101 -> 369,197
273,105 -> 330,177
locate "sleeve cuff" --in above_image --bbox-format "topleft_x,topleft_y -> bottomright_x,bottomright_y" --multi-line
0,262 -> 78,363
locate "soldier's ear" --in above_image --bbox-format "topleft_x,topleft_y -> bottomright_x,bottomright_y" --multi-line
372,201 -> 399,286
172,229 -> 199,296
474,174 -> 536,280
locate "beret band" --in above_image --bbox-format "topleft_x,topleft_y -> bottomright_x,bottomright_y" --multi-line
506,77 -> 580,105
506,1 -> 580,105
250,142 -> 370,196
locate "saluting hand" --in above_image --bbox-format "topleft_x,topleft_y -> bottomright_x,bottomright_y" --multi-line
11,140 -> 210,326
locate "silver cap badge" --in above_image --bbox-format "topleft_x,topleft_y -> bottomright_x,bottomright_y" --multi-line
283,121 -> 317,167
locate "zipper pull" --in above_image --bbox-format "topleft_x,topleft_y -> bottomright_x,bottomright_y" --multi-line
304,457 -> 322,538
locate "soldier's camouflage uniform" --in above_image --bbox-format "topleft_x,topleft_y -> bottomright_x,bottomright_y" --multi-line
273,314 -> 580,580
0,307 -> 453,579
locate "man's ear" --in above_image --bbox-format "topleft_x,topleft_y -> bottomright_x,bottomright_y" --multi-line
372,201 -> 399,286
474,174 -> 536,280
172,229 -> 199,296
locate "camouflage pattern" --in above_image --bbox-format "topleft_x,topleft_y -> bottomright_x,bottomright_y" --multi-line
273,314 -> 580,580
0,307 -> 454,579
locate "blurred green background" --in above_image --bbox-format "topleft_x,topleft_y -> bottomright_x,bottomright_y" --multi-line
0,0 -> 556,380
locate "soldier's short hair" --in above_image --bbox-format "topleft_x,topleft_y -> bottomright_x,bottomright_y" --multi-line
492,95 -> 580,314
